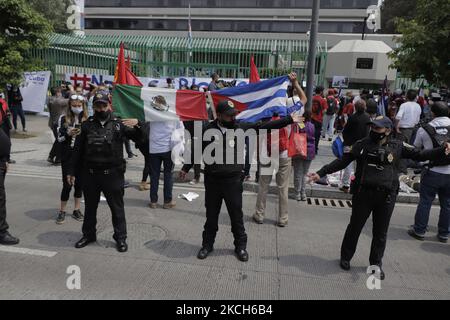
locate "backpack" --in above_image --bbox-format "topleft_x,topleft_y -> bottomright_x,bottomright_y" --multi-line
326,97 -> 338,115
422,124 -> 450,167
332,135 -> 344,159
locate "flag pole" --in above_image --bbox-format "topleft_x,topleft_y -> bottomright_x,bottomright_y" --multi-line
187,2 -> 193,77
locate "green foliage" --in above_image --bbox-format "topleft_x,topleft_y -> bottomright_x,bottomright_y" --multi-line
380,0 -> 417,34
389,0 -> 450,86
0,0 -> 53,88
29,0 -> 74,33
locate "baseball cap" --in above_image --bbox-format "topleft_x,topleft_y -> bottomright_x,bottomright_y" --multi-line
369,116 -> 393,129
216,100 -> 238,116
93,92 -> 110,105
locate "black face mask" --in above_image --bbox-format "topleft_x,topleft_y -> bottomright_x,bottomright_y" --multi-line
369,130 -> 386,143
95,110 -> 110,121
220,119 -> 236,129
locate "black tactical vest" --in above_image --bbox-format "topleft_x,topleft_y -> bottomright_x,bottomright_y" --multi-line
359,140 -> 402,191
83,118 -> 124,168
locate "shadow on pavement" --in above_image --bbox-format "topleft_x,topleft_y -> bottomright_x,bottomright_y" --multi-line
420,242 -> 450,256
25,208 -> 58,222
270,254 -> 363,281
37,231 -> 82,248
145,239 -> 233,259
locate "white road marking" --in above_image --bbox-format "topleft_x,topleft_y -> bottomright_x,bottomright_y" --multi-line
0,246 -> 58,257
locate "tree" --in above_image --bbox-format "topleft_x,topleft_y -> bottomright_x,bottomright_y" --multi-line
389,0 -> 450,86
380,0 -> 417,34
0,0 -> 52,88
29,0 -> 74,33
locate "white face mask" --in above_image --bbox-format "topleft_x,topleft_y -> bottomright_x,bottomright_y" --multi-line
71,107 -> 82,115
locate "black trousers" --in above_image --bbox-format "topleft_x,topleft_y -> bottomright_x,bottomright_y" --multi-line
61,161 -> 83,202
203,174 -> 248,250
81,168 -> 127,241
0,164 -> 9,234
341,188 -> 397,266
312,119 -> 322,154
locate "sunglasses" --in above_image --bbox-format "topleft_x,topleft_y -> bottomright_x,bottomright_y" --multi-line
70,95 -> 85,101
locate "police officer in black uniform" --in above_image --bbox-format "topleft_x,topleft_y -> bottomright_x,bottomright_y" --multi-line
68,92 -> 143,252
181,99 -> 305,262
309,116 -> 450,280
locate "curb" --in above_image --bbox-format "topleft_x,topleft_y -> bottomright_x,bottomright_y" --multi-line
243,181 -> 439,206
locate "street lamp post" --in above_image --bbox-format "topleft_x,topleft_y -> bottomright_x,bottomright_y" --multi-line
306,0 -> 320,111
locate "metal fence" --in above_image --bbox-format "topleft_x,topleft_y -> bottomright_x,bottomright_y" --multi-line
30,33 -> 328,87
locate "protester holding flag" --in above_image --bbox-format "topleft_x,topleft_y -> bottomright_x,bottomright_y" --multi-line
253,73 -> 307,227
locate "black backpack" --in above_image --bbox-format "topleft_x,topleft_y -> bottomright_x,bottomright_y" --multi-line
423,124 -> 450,167
326,97 -> 337,115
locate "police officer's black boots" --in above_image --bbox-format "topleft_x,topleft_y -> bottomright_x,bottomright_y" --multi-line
340,259 -> 350,271
75,236 -> 96,249
372,265 -> 386,281
0,232 -> 20,245
116,240 -> 128,253
235,249 -> 249,262
197,247 -> 213,260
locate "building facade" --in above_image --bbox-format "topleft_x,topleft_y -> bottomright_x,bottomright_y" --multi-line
84,0 -> 395,48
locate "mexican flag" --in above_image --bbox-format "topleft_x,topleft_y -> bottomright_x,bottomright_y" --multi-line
112,85 -> 208,122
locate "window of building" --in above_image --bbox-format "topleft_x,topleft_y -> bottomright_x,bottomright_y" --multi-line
356,58 -> 374,69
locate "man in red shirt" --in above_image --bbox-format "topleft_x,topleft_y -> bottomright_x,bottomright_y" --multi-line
311,86 -> 328,153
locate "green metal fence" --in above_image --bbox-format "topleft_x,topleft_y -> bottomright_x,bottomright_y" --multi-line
30,33 -> 328,87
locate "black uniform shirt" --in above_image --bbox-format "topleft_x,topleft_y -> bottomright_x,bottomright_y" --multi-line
69,114 -> 142,175
183,115 -> 294,179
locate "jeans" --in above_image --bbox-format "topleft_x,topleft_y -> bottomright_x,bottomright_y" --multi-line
413,170 -> 450,238
149,151 -> 174,203
321,114 -> 336,138
292,158 -> 312,197
11,104 -> 26,130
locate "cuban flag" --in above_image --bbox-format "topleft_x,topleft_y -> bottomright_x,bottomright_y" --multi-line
210,76 -> 302,123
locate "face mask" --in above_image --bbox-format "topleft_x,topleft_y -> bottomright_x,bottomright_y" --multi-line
95,110 -> 110,121
369,130 -> 386,143
220,119 -> 236,129
71,107 -> 82,115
